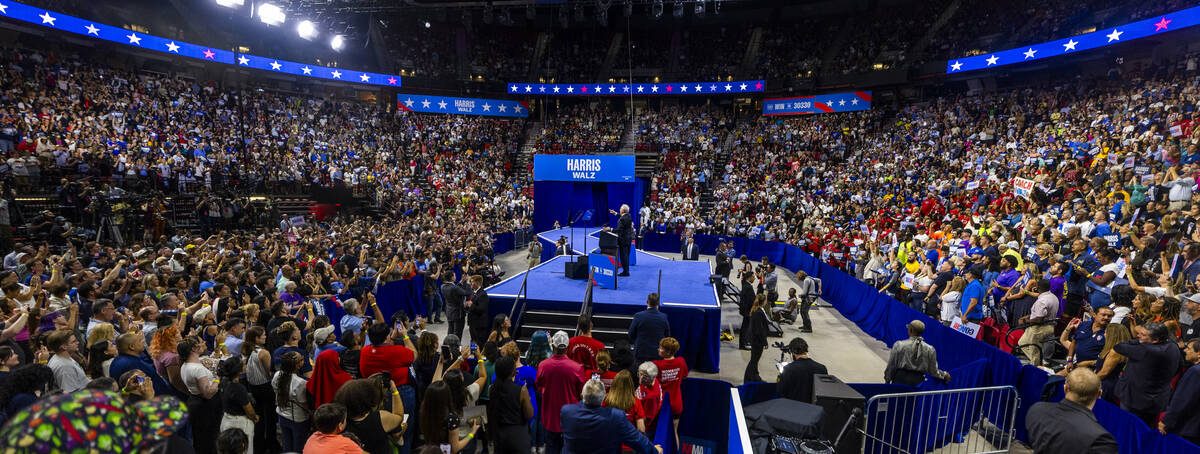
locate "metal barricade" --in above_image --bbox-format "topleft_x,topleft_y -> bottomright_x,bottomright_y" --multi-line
860,386 -> 1019,454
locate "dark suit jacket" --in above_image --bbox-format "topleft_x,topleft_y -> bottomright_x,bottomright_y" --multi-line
1113,340 -> 1183,413
628,308 -> 670,359
1025,400 -> 1118,454
681,243 -> 700,260
561,403 -> 656,454
617,213 -> 633,244
749,308 -> 769,347
467,289 -> 489,328
1163,364 -> 1200,439
779,357 -> 828,403
441,282 -> 471,322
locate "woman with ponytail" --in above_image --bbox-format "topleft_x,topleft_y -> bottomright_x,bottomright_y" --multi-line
242,325 -> 277,453
272,321 -> 312,377
180,338 -> 222,454
217,356 -> 259,454
273,351 -> 310,452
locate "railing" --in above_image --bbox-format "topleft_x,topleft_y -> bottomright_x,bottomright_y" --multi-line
861,386 -> 1019,454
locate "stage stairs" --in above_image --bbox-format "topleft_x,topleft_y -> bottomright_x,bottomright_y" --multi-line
514,309 -> 634,353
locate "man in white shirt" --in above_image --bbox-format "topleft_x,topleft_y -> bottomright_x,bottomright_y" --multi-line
1019,279 -> 1060,367
47,329 -> 88,392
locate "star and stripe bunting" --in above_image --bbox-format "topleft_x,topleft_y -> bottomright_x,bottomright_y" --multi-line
506,80 -> 765,96
0,0 -> 401,87
946,5 -> 1200,73
762,91 -> 871,116
397,94 -> 528,118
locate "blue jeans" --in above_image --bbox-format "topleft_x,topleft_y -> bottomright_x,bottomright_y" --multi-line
398,384 -> 416,454
278,416 -> 309,453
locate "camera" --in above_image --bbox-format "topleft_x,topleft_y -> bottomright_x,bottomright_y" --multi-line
772,341 -> 790,354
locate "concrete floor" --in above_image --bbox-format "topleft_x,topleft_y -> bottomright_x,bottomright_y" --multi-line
490,248 -> 891,385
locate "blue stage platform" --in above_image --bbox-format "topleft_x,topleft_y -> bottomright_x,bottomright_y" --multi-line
487,228 -> 723,373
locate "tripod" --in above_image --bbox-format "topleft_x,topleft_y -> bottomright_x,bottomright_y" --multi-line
96,215 -> 124,246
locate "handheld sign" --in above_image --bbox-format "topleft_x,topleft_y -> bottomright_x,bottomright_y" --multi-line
1012,177 -> 1035,199
950,316 -> 981,339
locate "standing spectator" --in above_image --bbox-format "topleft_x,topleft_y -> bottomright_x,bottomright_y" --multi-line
1026,368 -> 1118,454
46,329 -> 87,392
604,370 -> 647,433
488,314 -> 513,345
528,241 -> 543,269
560,378 -> 661,454
1060,307 -> 1115,371
652,337 -> 687,444
310,349 -> 354,409
487,356 -> 534,454
335,378 -> 408,454
635,362 -> 663,435
441,271 -> 471,341
628,293 -> 670,364
1018,279 -> 1060,366
1161,339 -> 1200,444
1114,321 -> 1184,427
536,330 -> 585,454
218,357 -> 259,454
762,264 -> 779,304
744,294 -> 770,383
242,326 -> 277,454
419,381 -> 482,454
180,338 -> 222,454
358,321 -> 419,454
466,275 -> 490,346
794,271 -> 821,333
777,337 -> 827,403
340,297 -> 383,341
961,269 -> 985,324
884,320 -> 951,386
737,259 -> 756,350
274,351 -> 312,453
304,403 -> 365,454
568,315 -> 606,370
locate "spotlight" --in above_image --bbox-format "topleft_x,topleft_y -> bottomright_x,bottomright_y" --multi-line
297,20 -> 318,40
694,0 -> 704,16
215,0 -> 244,8
330,34 -> 345,51
257,3 -> 286,26
424,21 -> 431,28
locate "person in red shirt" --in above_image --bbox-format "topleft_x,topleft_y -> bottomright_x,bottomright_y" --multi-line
358,321 -> 417,454
594,351 -> 618,391
567,315 -> 606,370
604,370 -> 648,434
653,337 -> 688,447
635,361 -> 663,436
536,330 -> 586,454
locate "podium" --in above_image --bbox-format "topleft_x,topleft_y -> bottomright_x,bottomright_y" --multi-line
589,252 -> 619,289
598,231 -> 618,255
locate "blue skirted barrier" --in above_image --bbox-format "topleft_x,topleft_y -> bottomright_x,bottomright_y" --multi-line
639,232 -> 1200,453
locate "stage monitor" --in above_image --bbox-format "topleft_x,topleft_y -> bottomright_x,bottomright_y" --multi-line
533,154 -> 635,183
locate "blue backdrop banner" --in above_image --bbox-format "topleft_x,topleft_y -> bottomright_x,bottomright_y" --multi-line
0,0 -> 404,87
397,93 -> 528,117
762,92 -> 872,116
533,154 -> 636,182
507,80 -> 765,96
946,5 -> 1200,73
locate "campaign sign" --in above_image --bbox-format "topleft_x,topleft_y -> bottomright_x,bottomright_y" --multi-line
588,252 -> 619,289
965,180 -> 980,190
762,92 -> 872,116
533,154 -> 635,182
1012,177 -> 1035,199
397,94 -> 528,118
950,316 -> 981,339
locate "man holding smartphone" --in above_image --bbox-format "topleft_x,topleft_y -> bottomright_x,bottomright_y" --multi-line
359,320 -> 419,454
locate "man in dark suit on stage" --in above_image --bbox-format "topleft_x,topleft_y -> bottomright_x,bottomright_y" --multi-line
1026,368 -> 1118,454
607,204 -> 633,276
681,236 -> 700,260
465,274 -> 490,345
440,270 -> 471,340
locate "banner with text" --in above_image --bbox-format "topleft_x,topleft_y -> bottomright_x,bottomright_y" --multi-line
533,154 -> 635,182
507,80 -> 764,96
397,94 -> 528,118
1012,177 -> 1035,199
762,91 -> 872,116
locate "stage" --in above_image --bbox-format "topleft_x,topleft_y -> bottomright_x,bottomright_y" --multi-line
488,228 -> 723,373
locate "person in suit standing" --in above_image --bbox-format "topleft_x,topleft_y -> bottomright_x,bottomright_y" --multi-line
715,243 -> 731,279
1161,339 -> 1200,445
607,204 -> 633,276
744,294 -> 770,383
1026,368 -> 1118,454
561,378 -> 662,454
628,293 -> 670,364
738,257 -> 756,350
465,275 -> 490,345
1114,321 -> 1184,427
681,236 -> 700,261
778,337 -> 827,402
440,271 -> 471,340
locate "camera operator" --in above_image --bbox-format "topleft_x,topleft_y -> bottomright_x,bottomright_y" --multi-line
777,338 -> 827,403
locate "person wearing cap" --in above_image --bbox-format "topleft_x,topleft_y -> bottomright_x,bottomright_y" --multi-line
560,378 -> 661,454
536,330 -> 586,454
169,248 -> 187,274
1181,294 -> 1200,344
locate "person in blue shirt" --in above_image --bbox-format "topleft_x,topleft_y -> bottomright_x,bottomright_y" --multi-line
1065,239 -> 1101,317
628,293 -> 671,363
108,333 -> 173,396
561,378 -> 661,454
961,269 -> 986,323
